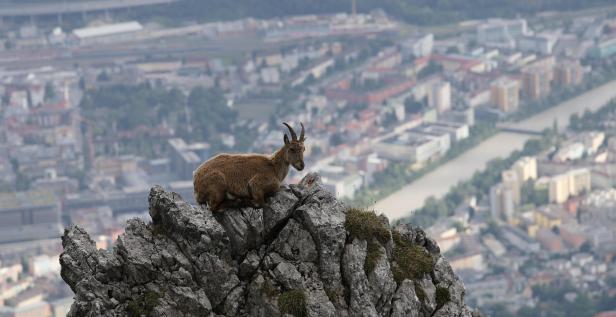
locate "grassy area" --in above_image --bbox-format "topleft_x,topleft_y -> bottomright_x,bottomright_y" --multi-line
345,208 -> 390,275
127,290 -> 160,317
345,208 -> 390,243
391,230 -> 435,283
278,290 -> 307,317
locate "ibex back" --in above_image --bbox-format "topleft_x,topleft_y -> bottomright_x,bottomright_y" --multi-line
193,122 -> 306,212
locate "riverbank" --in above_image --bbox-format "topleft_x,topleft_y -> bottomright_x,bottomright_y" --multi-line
373,79 -> 616,220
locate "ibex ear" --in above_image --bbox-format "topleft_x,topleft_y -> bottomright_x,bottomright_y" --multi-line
284,134 -> 290,145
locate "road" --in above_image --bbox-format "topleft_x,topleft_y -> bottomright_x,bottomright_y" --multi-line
372,79 -> 616,220
0,0 -> 176,17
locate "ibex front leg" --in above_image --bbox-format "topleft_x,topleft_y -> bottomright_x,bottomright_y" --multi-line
248,174 -> 280,209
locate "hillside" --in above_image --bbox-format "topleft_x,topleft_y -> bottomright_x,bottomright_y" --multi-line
129,0 -> 614,26
59,173 -> 480,316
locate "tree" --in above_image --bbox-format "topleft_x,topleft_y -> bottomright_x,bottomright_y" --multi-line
330,132 -> 344,146
446,46 -> 460,54
417,61 -> 443,79
569,113 -> 580,130
187,86 -> 236,140
97,71 -> 111,82
404,97 -> 424,114
44,82 -> 56,101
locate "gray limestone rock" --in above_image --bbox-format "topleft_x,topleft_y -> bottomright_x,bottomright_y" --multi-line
60,174 -> 476,317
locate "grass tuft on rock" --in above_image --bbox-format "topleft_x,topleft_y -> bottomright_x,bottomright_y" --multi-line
278,290 -> 307,317
127,290 -> 160,317
150,223 -> 166,237
261,279 -> 278,298
364,240 -> 382,276
414,282 -> 427,303
345,208 -> 390,244
435,286 -> 451,308
391,230 -> 435,283
325,288 -> 337,304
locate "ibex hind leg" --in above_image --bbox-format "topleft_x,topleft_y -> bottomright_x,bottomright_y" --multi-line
201,171 -> 227,212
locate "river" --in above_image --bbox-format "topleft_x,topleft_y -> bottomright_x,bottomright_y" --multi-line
372,79 -> 616,220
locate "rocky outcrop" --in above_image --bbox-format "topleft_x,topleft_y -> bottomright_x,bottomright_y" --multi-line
60,173 -> 480,317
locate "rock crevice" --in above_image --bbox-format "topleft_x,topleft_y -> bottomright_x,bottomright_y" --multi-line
60,173 -> 479,317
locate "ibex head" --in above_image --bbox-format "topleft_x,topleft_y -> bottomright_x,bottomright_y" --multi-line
282,122 -> 306,171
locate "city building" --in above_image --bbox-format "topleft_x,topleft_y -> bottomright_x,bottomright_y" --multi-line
549,174 -> 571,204
512,156 -> 538,182
449,252 -> 486,271
501,170 -> 521,205
490,183 -> 516,221
522,66 -> 552,100
375,130 -> 448,164
476,18 -> 528,47
567,168 -> 591,196
428,121 -> 470,142
536,228 -> 565,252
548,169 -> 591,203
554,60 -> 584,86
490,77 -> 520,112
0,189 -> 61,244
587,37 -> 616,58
72,21 -> 144,45
517,35 -> 557,55
319,165 -> 364,199
534,207 -> 563,229
428,81 -> 451,114
400,33 -> 434,58
167,138 -> 211,180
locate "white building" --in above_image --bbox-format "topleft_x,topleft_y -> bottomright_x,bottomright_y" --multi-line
512,156 -> 538,182
428,81 -> 451,114
517,35 -> 557,55
401,33 -> 434,58
490,183 -> 516,221
429,121 -> 470,142
476,18 -> 528,47
320,166 -> 364,199
260,67 -> 280,84
73,21 -> 144,45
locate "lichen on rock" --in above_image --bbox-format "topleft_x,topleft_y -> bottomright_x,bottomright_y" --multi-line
60,172 -> 479,317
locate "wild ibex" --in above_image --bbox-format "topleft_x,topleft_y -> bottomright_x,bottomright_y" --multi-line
193,122 -> 306,212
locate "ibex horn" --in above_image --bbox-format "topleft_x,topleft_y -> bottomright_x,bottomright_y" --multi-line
283,122 -> 297,140
299,122 -> 305,141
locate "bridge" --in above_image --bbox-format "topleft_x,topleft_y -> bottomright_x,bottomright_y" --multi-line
0,0 -> 177,18
496,123 -> 545,136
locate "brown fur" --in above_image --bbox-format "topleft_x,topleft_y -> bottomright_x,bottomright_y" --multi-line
193,123 -> 306,212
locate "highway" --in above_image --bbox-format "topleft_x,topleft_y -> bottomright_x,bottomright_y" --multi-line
0,0 -> 176,17
372,79 -> 616,220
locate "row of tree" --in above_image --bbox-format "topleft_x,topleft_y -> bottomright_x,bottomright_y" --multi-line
569,99 -> 616,131
120,0 -> 615,26
80,83 -> 239,156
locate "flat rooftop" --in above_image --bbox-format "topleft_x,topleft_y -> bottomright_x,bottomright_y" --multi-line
0,189 -> 57,212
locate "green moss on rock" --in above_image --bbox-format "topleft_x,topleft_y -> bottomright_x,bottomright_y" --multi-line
127,290 -> 160,317
325,288 -> 337,304
364,240 -> 382,276
261,278 -> 278,298
435,286 -> 451,308
414,282 -> 427,303
150,224 -> 166,237
391,230 -> 435,283
345,208 -> 390,244
278,290 -> 307,317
